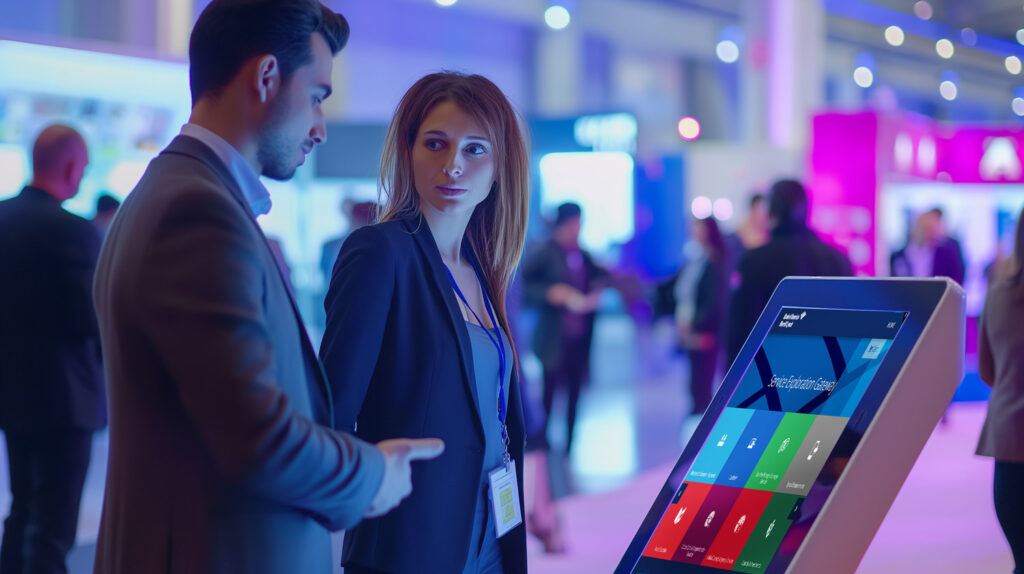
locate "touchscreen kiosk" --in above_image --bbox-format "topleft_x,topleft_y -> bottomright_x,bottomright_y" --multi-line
616,278 -> 964,574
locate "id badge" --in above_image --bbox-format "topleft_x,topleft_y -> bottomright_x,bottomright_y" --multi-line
488,461 -> 523,538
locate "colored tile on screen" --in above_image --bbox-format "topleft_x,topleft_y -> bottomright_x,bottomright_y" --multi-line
701,488 -> 774,569
641,481 -> 713,561
777,415 -> 847,496
745,413 -> 815,491
716,410 -> 785,488
685,408 -> 754,485
732,493 -> 804,574
672,485 -> 743,564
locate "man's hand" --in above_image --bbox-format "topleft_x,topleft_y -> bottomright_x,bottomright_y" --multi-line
364,438 -> 445,518
547,283 -> 585,308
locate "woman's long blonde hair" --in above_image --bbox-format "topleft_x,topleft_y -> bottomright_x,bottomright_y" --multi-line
377,72 -> 530,351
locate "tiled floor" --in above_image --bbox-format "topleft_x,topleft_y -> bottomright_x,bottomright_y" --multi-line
0,314 -> 1014,573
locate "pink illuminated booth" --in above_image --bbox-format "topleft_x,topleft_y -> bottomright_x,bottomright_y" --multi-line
809,111 -> 1024,320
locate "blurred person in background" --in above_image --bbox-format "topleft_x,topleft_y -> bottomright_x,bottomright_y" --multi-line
722,193 -> 768,288
319,199 -> 376,285
320,71 -> 530,574
675,216 -> 728,418
523,202 -> 610,455
891,207 -> 965,285
91,2 -> 440,573
726,179 -> 852,366
506,276 -> 565,555
316,199 -> 376,331
91,192 -> 121,238
0,124 -> 104,574
976,206 -> 1024,574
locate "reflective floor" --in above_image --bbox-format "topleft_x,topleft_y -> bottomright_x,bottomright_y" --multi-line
0,313 -> 1013,573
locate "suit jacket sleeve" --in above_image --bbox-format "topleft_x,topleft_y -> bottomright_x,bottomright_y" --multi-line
727,252 -> 765,364
137,187 -> 384,531
319,225 -> 397,433
62,218 -> 103,339
584,251 -> 612,289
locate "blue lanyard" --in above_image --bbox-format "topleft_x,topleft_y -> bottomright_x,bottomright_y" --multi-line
444,260 -> 510,464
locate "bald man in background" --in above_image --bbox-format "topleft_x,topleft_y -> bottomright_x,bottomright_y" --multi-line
0,125 -> 105,574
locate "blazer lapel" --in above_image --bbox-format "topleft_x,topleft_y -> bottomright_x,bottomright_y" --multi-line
403,217 -> 486,440
162,136 -> 334,427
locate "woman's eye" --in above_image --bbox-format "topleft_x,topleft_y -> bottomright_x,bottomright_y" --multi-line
425,140 -> 444,151
466,144 -> 487,155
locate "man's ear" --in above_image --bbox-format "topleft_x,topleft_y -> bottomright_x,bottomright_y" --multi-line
254,54 -> 281,104
62,159 -> 77,188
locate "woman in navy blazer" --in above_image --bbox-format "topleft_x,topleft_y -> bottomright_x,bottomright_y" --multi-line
320,72 -> 530,574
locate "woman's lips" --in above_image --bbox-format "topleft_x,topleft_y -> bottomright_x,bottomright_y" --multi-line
437,185 -> 468,197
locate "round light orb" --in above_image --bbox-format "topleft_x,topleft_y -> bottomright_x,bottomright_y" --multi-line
1007,56 -> 1022,75
940,80 -> 958,101
716,40 -> 740,63
884,26 -> 905,46
853,66 -> 874,88
544,5 -> 571,30
960,27 -> 977,47
1012,97 -> 1024,116
691,196 -> 713,219
914,1 -> 933,19
677,117 -> 701,140
935,39 -> 954,59
712,198 -> 734,221
435,0 -> 457,6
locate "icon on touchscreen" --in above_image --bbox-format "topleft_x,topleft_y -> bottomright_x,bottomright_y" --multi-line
705,511 -> 716,528
766,519 -> 776,538
675,507 -> 688,524
747,438 -> 757,449
717,435 -> 728,447
734,515 -> 747,534
778,437 -> 790,453
807,440 -> 821,461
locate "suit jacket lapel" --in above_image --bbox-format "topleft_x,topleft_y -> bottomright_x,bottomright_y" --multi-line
403,217 -> 486,440
161,136 -> 334,427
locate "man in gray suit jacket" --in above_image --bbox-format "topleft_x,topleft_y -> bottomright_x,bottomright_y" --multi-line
92,2 -> 443,572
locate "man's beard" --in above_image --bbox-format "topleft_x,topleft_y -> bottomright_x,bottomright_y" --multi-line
256,98 -> 299,182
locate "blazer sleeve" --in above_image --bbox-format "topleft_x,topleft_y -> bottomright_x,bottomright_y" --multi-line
137,187 -> 384,531
319,225 -> 397,433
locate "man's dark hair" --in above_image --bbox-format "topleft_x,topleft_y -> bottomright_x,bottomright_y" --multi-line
925,206 -> 944,219
768,179 -> 808,227
749,193 -> 765,209
554,202 -> 582,227
95,193 -> 121,214
189,0 -> 349,104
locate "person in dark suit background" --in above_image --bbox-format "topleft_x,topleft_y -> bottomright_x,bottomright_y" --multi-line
726,179 -> 853,366
320,72 -> 530,574
0,125 -> 103,574
92,3 -> 441,573
523,203 -> 610,454
319,199 -> 376,285
891,207 -> 966,285
976,206 -> 1024,574
91,192 -> 121,238
674,216 -> 728,417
